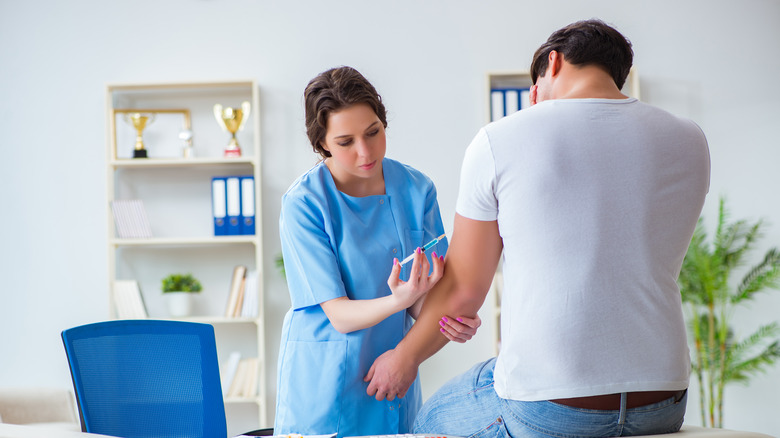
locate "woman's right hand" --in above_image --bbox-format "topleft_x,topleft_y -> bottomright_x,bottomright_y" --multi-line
387,248 -> 444,310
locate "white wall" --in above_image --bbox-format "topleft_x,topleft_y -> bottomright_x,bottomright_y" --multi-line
1,0 -> 779,435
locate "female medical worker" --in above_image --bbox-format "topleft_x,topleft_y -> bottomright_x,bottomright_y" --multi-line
274,66 -> 479,437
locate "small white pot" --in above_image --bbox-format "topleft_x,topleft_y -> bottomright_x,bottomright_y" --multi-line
165,292 -> 195,317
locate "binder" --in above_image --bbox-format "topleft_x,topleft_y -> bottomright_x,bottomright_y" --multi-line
226,176 -> 241,235
212,177 -> 228,236
490,90 -> 504,122
240,176 -> 256,235
519,88 -> 531,109
505,89 -> 519,114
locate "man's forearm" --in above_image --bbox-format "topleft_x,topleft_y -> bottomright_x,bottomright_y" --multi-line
396,215 -> 503,366
395,271 -> 456,365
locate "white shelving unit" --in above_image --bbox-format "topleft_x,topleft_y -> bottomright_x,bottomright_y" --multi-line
105,80 -> 266,432
484,68 -> 640,355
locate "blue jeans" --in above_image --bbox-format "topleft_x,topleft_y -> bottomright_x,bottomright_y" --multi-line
413,358 -> 687,438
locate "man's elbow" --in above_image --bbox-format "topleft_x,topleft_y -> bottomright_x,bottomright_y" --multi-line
445,284 -> 488,316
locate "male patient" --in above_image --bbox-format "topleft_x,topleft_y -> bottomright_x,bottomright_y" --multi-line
365,19 -> 710,437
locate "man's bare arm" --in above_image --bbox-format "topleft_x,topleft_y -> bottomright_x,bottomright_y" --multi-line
365,214 -> 503,400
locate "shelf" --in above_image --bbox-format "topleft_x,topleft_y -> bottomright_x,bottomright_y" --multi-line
168,316 -> 262,325
111,157 -> 257,169
110,236 -> 258,247
109,80 -> 255,95
224,396 -> 263,404
106,79 -> 266,429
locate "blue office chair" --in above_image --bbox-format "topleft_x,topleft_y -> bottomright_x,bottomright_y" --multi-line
61,320 -> 228,438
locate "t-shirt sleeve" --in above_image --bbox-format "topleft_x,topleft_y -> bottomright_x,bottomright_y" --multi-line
455,128 -> 498,221
686,119 -> 711,194
279,193 -> 346,310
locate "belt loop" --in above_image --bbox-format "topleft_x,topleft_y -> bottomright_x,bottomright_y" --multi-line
618,392 -> 627,425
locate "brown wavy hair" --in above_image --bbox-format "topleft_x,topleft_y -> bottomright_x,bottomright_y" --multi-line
304,66 -> 387,159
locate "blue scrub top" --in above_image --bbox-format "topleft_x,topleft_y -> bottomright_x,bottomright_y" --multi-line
274,158 -> 448,437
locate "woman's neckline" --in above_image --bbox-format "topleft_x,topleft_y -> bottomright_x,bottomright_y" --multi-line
322,158 -> 387,198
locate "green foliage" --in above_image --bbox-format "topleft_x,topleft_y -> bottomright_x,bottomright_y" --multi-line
161,273 -> 203,293
275,253 -> 286,279
678,197 -> 780,428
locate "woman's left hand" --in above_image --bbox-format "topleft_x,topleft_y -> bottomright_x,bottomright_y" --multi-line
387,249 -> 444,310
439,314 -> 482,343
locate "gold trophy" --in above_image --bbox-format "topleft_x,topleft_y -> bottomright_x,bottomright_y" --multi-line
124,112 -> 156,158
213,101 -> 250,157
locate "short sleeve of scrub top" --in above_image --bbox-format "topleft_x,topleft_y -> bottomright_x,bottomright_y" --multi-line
279,189 -> 346,310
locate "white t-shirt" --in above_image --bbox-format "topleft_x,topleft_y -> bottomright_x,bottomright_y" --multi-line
456,97 -> 710,401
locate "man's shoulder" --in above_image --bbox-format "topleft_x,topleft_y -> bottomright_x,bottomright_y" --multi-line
489,98 -> 701,132
628,100 -> 707,140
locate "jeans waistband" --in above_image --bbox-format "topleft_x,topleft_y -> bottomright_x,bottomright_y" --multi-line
550,389 -> 686,410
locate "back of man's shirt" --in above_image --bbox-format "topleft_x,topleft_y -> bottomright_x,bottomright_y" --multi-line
456,97 -> 711,401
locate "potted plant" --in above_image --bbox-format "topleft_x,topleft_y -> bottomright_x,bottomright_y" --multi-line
678,197 -> 780,428
161,273 -> 202,317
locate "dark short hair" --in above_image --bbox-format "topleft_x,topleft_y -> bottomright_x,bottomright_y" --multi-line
303,66 -> 387,159
530,19 -> 633,89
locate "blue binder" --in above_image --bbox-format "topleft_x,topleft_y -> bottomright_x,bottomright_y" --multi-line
491,87 -> 532,121
240,176 -> 256,235
490,89 -> 504,121
225,176 -> 241,235
211,177 -> 228,236
518,87 -> 531,110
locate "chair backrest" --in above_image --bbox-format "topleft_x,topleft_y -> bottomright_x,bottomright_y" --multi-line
61,320 -> 227,438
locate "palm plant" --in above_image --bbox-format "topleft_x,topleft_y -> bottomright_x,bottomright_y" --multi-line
678,197 -> 780,428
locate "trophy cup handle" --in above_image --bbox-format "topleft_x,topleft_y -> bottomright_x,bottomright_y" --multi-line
213,104 -> 228,132
238,101 -> 251,132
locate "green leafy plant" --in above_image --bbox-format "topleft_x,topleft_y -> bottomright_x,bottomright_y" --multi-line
275,253 -> 286,279
678,197 -> 780,428
161,273 -> 203,293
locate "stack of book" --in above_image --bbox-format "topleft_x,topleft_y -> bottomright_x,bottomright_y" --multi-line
113,280 -> 148,319
224,265 -> 259,318
111,199 -> 153,238
222,352 -> 259,399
